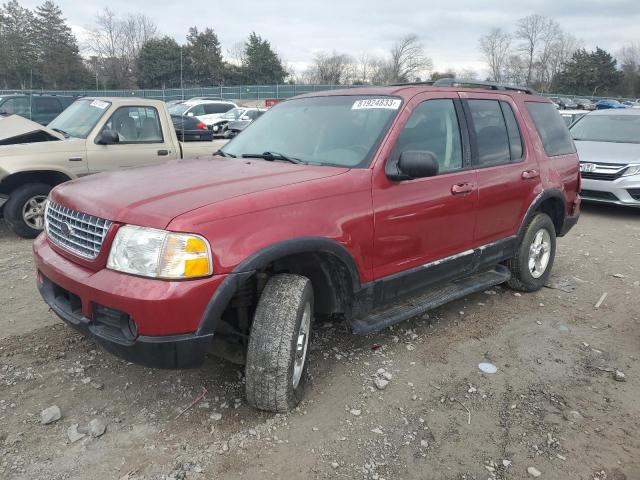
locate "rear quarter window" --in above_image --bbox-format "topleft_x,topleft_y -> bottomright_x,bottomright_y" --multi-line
525,102 -> 575,156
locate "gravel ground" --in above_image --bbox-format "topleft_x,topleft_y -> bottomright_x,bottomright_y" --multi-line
0,203 -> 639,480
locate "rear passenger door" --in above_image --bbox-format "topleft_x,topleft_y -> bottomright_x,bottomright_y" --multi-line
461,93 -> 540,248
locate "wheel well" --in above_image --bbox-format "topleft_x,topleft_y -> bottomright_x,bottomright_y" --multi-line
537,197 -> 565,234
0,171 -> 71,195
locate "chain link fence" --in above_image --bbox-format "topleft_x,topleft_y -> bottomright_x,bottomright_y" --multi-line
0,84 -> 362,102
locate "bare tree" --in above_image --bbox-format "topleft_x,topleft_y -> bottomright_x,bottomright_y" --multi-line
515,14 -> 549,86
307,51 -> 354,84
478,28 -> 512,82
619,43 -> 640,96
546,33 -> 580,88
86,8 -> 158,88
388,34 -> 432,83
226,40 -> 246,67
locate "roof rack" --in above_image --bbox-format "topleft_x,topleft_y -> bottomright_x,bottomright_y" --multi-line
389,80 -> 436,87
432,78 -> 536,94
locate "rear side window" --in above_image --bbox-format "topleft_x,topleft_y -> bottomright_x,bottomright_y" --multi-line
204,103 -> 234,114
500,101 -> 523,160
525,102 -> 575,156
467,99 -> 511,166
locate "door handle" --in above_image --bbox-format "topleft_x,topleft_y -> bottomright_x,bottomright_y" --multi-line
157,149 -> 169,156
451,183 -> 474,196
68,157 -> 82,162
522,169 -> 539,179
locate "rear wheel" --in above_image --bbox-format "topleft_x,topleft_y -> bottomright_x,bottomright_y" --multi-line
245,274 -> 313,412
505,213 -> 556,292
4,183 -> 51,239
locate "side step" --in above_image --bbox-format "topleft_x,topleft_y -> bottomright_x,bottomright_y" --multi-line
349,265 -> 511,335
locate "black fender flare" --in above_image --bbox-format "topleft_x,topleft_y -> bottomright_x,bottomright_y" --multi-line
196,237 -> 361,336
517,189 -> 566,241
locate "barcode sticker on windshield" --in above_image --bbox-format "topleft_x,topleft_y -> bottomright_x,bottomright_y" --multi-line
352,98 -> 401,110
90,100 -> 109,109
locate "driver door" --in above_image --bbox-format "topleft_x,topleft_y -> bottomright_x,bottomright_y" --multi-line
86,105 -> 175,173
371,92 -> 478,299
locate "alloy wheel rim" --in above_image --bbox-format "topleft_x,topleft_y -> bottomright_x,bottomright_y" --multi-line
292,302 -> 311,389
22,195 -> 48,230
528,229 -> 551,279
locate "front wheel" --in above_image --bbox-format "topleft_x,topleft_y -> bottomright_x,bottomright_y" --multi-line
505,213 -> 556,292
4,183 -> 51,239
245,274 -> 313,412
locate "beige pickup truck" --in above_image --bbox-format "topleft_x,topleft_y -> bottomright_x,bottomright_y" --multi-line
0,97 -> 227,238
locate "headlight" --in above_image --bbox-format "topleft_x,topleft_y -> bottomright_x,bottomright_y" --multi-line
622,164 -> 640,177
107,225 -> 212,279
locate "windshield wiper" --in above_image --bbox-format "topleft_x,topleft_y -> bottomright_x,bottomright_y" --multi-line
215,150 -> 236,158
51,127 -> 70,138
241,151 -> 303,164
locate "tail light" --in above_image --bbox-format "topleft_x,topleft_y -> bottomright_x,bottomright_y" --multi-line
196,122 -> 207,130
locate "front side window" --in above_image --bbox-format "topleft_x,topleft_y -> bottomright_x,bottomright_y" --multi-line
102,106 -> 163,143
188,104 -> 206,116
467,99 -> 511,166
222,95 -> 401,167
1,97 -> 30,116
526,102 -> 576,156
570,114 -> 640,144
390,99 -> 463,173
35,98 -> 62,114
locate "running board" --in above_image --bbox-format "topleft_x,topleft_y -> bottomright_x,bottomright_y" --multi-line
350,265 -> 511,335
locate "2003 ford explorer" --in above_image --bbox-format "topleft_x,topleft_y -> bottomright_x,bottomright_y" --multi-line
33,80 -> 581,413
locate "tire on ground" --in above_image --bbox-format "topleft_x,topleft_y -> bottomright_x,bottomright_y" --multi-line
4,183 -> 51,239
245,273 -> 314,413
505,212 -> 557,292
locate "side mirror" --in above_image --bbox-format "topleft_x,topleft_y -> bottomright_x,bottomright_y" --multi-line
390,151 -> 439,180
241,115 -> 250,120
187,112 -> 194,117
96,129 -> 119,145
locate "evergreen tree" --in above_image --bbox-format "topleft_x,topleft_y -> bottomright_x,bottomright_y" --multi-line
185,26 -> 224,86
242,32 -> 286,84
555,47 -> 623,96
137,36 -> 181,89
0,1 -> 37,89
33,1 -> 87,89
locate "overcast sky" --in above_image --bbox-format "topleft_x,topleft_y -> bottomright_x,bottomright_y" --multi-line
20,0 -> 640,77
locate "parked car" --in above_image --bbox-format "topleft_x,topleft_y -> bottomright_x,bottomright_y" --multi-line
0,97 -> 226,238
222,108 -> 266,138
559,109 -> 587,127
575,98 -> 596,110
549,96 -> 578,110
167,99 -> 237,127
595,99 -> 627,110
570,109 -> 640,207
209,107 -> 266,136
0,94 -> 76,125
621,100 -> 640,108
171,114 -> 214,142
34,82 -> 580,412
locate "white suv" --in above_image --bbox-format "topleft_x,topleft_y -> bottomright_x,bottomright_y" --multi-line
167,100 -> 237,127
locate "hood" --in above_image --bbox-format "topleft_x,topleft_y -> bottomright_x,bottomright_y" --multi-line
51,157 -> 349,229
575,140 -> 640,165
0,115 -> 64,145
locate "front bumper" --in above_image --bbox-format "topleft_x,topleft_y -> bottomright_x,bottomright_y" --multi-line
581,176 -> 640,208
33,234 -> 230,368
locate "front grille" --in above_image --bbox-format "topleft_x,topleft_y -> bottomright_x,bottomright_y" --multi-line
580,162 -> 627,181
580,189 -> 619,201
45,201 -> 112,259
628,189 -> 640,201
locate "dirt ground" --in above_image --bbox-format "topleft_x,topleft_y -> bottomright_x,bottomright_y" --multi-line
1,204 -> 639,480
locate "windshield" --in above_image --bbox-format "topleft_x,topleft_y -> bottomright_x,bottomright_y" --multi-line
571,114 -> 640,144
221,95 -> 401,167
47,99 -> 111,138
168,103 -> 191,116
222,108 -> 244,120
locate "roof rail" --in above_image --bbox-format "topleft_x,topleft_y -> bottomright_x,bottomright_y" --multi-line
432,78 -> 536,94
388,80 -> 436,87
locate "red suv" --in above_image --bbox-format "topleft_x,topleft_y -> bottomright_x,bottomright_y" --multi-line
33,80 -> 580,412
